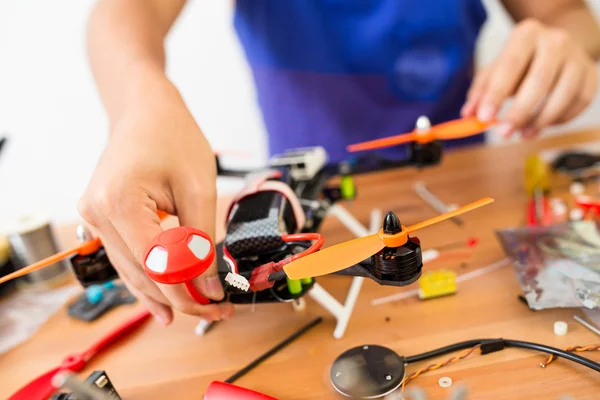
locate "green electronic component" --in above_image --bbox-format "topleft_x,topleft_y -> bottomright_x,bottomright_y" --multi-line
341,175 -> 356,200
287,277 -> 303,295
301,277 -> 313,285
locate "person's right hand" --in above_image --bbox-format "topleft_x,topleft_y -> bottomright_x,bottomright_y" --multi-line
78,80 -> 234,326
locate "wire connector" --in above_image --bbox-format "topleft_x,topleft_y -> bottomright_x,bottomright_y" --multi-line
480,339 -> 505,355
225,272 -> 250,291
249,262 -> 278,292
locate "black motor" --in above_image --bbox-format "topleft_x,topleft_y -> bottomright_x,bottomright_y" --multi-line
371,212 -> 423,286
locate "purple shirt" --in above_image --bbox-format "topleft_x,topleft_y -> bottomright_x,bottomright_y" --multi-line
234,0 -> 488,163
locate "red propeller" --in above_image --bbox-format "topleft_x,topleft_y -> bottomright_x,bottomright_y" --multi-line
9,309 -> 151,400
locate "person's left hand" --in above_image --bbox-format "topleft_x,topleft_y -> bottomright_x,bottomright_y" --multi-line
461,19 -> 598,138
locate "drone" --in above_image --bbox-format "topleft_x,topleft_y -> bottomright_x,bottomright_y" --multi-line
0,119 -> 494,338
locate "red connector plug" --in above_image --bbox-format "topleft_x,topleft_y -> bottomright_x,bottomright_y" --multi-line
249,262 -> 279,291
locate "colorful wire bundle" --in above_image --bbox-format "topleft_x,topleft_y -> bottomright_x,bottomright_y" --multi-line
541,345 -> 600,368
401,345 -> 481,391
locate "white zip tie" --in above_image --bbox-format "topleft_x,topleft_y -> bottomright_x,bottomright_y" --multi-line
371,258 -> 510,306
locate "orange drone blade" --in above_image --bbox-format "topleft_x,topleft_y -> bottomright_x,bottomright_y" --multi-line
347,132 -> 418,152
283,234 -> 386,279
0,238 -> 102,285
431,117 -> 494,140
0,210 -> 170,286
407,197 -> 494,233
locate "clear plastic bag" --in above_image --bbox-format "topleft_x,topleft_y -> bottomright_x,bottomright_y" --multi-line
496,221 -> 600,310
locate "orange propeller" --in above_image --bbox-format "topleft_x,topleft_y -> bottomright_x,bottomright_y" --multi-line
283,197 -> 494,279
347,116 -> 495,152
0,237 -> 102,285
0,211 -> 171,285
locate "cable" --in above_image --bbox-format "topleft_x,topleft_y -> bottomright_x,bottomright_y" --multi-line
401,338 -> 600,391
281,233 -> 325,262
265,233 -> 325,282
268,286 -> 295,303
542,345 -> 600,367
402,344 -> 481,391
405,340 -> 483,363
504,339 -> 600,372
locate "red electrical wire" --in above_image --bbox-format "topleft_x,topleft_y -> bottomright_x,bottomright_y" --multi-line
282,233 -> 325,261
267,233 -> 325,271
222,245 -> 238,274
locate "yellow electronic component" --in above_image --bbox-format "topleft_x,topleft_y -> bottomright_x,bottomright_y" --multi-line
418,269 -> 457,300
524,154 -> 550,196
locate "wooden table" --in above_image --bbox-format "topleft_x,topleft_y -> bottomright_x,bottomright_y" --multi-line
2,130 -> 600,400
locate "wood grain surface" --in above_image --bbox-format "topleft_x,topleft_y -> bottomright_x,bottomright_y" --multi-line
2,130 -> 600,399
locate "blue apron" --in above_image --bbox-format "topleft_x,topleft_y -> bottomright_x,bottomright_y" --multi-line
234,0 -> 487,163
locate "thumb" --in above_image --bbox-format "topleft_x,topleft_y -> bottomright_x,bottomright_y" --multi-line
173,181 -> 224,301
108,192 -> 165,267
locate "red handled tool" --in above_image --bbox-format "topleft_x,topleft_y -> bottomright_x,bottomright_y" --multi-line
143,227 -> 216,305
205,382 -> 277,400
9,309 -> 151,400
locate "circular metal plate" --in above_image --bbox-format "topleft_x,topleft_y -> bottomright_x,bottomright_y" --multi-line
330,345 -> 405,399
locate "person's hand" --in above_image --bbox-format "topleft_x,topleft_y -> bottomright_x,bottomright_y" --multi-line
462,19 -> 598,138
78,80 -> 233,326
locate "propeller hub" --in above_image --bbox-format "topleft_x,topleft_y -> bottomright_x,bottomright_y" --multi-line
415,116 -> 431,134
383,212 -> 401,234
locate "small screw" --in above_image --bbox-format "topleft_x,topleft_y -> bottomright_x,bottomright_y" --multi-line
385,374 -> 392,381
363,345 -> 369,350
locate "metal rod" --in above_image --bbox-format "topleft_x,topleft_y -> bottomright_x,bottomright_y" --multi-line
414,182 -> 463,226
574,315 -> 600,336
224,317 -> 323,383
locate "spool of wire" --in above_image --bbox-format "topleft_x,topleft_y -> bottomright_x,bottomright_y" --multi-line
7,213 -> 70,287
0,235 -> 15,295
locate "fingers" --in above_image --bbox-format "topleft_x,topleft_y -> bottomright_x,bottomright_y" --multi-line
101,230 -> 171,306
556,62 -> 598,124
171,169 -> 225,302
463,19 -> 597,141
80,185 -> 224,321
461,64 -> 493,117
526,60 -> 586,130
121,278 -> 174,327
474,20 -> 541,123
110,189 -> 225,320
503,29 -> 568,133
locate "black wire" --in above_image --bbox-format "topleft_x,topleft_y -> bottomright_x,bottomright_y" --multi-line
405,340 -> 483,363
268,270 -> 287,282
224,317 -> 323,383
504,339 -> 600,373
405,338 -> 600,374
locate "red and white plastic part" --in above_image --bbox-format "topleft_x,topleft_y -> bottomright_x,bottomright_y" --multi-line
143,227 -> 216,305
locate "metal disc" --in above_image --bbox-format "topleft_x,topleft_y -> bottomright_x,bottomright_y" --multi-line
330,345 -> 405,399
